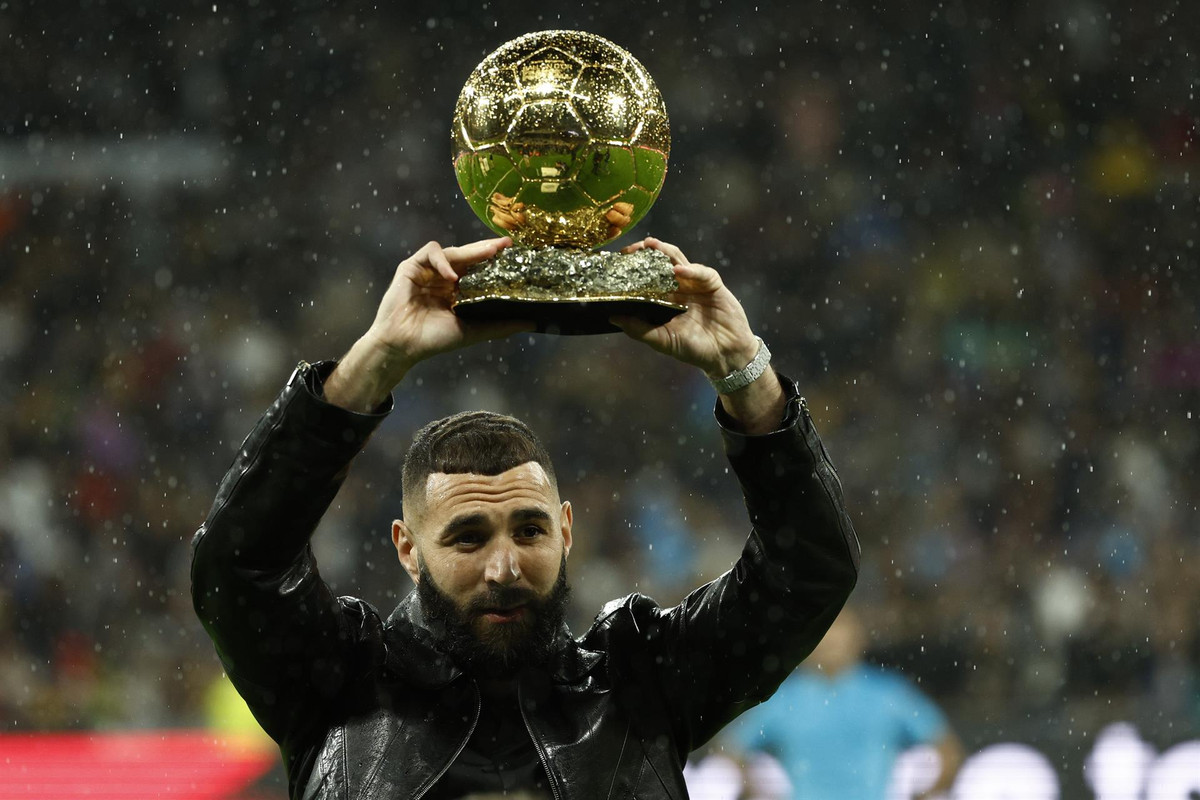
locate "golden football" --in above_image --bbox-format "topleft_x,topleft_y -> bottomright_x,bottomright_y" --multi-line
452,30 -> 670,249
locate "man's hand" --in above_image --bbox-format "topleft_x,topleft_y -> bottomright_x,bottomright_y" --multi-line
610,237 -> 786,434
324,238 -> 532,413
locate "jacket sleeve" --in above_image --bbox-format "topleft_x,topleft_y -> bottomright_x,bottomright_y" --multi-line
190,360 -> 391,744
628,374 -> 860,752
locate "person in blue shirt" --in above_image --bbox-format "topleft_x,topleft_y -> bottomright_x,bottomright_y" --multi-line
722,606 -> 964,800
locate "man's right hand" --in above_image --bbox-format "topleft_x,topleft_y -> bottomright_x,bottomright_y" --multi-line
324,238 -> 532,413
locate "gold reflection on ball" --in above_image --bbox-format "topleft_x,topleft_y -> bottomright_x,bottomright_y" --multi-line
452,30 -> 670,249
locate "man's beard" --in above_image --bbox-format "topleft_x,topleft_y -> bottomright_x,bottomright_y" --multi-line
417,554 -> 571,676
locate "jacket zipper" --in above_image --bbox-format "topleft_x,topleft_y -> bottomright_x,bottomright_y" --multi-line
518,681 -> 564,800
413,680 -> 482,799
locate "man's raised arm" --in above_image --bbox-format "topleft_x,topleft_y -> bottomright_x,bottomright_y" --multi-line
604,236 -> 860,750
191,237 -> 530,745
323,237 -> 531,412
610,236 -> 787,433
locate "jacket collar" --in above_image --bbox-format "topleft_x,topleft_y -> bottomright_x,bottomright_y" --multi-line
382,592 -> 604,687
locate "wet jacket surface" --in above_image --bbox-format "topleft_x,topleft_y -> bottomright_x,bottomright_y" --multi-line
191,360 -> 860,799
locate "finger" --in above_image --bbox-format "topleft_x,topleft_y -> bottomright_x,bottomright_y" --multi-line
605,207 -> 632,225
426,242 -> 459,282
609,314 -> 660,343
643,237 -> 688,266
672,261 -> 723,290
619,240 -> 647,255
401,241 -> 455,285
442,237 -> 513,272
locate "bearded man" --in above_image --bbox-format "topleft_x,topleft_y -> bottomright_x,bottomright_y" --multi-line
191,236 -> 860,799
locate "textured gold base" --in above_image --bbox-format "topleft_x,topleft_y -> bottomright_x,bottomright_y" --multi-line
454,246 -> 685,335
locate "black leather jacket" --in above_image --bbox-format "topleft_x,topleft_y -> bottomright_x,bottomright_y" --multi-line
191,360 -> 860,799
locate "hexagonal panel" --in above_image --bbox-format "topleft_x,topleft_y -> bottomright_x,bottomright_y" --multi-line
621,53 -> 652,92
576,144 -> 637,205
631,102 -> 670,155
473,148 -> 519,199
456,66 -> 523,147
515,46 -> 584,96
572,66 -> 639,143
507,99 -> 590,144
485,161 -> 523,202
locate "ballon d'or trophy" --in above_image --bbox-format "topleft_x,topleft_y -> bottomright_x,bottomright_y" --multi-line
451,30 -> 682,334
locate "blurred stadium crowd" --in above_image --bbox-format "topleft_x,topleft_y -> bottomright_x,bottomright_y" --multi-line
1,0 -> 1196,764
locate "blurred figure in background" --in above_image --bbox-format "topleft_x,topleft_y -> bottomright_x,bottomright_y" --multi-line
722,606 -> 964,800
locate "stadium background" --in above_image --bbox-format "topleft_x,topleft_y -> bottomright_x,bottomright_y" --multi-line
1,1 -> 1196,796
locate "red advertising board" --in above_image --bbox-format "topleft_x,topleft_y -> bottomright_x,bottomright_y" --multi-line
0,731 -> 277,799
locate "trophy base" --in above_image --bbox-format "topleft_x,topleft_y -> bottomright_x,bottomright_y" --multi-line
454,245 -> 685,335
455,295 -> 685,335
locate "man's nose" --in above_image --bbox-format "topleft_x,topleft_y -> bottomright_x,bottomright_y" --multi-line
483,541 -> 521,585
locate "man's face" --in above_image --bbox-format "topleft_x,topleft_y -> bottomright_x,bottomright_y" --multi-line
392,462 -> 573,673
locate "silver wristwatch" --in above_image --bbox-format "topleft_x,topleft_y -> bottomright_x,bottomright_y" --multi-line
709,336 -> 771,394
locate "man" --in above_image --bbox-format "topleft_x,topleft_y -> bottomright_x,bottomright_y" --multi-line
723,607 -> 964,800
191,235 -> 860,799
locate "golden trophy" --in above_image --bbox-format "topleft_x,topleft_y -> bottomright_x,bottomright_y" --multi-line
451,30 -> 683,334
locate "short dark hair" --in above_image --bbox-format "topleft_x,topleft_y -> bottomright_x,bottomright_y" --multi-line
402,410 -> 557,518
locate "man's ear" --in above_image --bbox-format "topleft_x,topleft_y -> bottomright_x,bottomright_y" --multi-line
559,500 -> 573,558
392,519 -> 421,583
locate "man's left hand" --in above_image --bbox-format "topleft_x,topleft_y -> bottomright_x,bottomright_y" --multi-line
609,237 -> 761,380
610,238 -> 787,434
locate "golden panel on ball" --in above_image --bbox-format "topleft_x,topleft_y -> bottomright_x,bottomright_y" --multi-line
452,30 -> 670,249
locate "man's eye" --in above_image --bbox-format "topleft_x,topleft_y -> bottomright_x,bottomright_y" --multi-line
454,533 -> 484,546
517,525 -> 544,538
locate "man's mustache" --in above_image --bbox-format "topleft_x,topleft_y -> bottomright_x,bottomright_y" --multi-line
465,584 -> 540,615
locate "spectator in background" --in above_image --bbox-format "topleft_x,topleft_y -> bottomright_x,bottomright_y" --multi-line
722,606 -> 964,800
